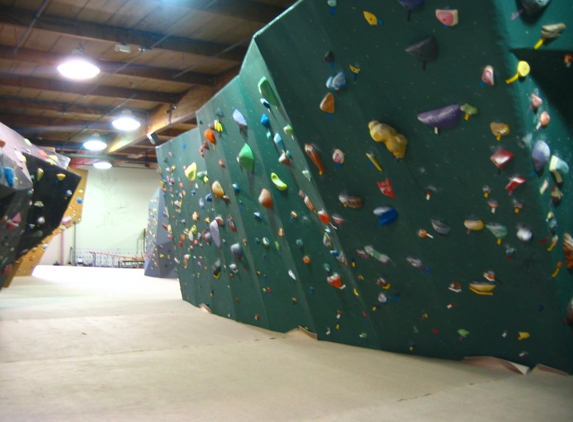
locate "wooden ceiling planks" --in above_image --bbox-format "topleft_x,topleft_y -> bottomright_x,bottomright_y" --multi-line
0,0 -> 293,168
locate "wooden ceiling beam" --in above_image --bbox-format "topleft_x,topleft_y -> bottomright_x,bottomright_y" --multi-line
155,0 -> 286,23
0,7 -> 247,63
0,113 -> 115,133
0,73 -> 178,103
107,85 -> 213,153
0,95 -> 149,118
0,45 -> 214,86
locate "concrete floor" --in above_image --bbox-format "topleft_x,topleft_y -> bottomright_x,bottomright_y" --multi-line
1,266 -> 572,422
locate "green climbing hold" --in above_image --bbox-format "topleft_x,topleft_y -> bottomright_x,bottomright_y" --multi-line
258,77 -> 279,107
197,171 -> 209,184
270,172 -> 288,191
238,143 -> 254,172
284,125 -> 294,136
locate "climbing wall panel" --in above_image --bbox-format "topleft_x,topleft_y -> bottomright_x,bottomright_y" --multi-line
0,122 -> 81,289
144,188 -> 178,279
157,0 -> 573,372
12,168 -> 88,278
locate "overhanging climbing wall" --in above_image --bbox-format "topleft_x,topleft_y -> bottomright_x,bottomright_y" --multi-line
144,188 -> 178,278
0,122 -> 81,289
156,0 -> 573,373
11,168 -> 88,279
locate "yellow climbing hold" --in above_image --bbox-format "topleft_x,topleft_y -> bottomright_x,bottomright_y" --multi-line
518,332 -> 530,341
363,11 -> 381,26
56,173 -> 66,181
505,61 -> 530,84
36,168 -> 44,182
366,153 -> 383,171
184,163 -> 197,182
270,173 -> 288,191
214,120 -> 223,133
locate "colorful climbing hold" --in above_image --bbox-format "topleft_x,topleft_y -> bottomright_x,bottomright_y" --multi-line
332,149 -> 345,165
460,104 -> 479,120
549,155 -> 569,183
534,23 -> 566,49
417,104 -> 462,134
204,128 -> 216,144
270,173 -> 288,191
490,149 -> 515,170
363,11 -> 383,26
338,193 -> 363,209
211,181 -> 224,197
237,144 -> 254,172
326,71 -> 347,91
481,65 -> 494,86
436,9 -> 458,26
258,76 -> 279,108
505,61 -> 530,84
305,144 -> 325,175
258,188 -> 273,209
377,179 -> 395,199
373,206 -> 399,226
320,93 -> 335,117
232,109 -> 247,129
532,141 -> 550,172
490,122 -> 511,140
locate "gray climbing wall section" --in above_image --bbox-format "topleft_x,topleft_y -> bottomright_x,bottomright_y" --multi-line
156,0 -> 573,373
144,188 -> 178,279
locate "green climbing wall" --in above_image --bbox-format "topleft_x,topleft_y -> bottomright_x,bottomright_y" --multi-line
156,0 -> 573,373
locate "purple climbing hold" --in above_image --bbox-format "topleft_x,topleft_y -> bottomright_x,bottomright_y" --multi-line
417,104 -> 462,134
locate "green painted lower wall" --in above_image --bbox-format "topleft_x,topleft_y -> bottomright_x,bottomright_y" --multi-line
156,0 -> 573,373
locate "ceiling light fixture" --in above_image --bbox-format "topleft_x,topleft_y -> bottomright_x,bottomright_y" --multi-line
83,133 -> 107,152
57,46 -> 100,80
93,161 -> 112,170
112,110 -> 141,131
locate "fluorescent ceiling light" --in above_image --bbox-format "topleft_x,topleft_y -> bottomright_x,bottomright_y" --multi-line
83,134 -> 107,151
93,161 -> 112,170
112,110 -> 141,131
57,48 -> 100,80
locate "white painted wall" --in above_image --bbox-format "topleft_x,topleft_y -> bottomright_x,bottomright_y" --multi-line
41,167 -> 160,265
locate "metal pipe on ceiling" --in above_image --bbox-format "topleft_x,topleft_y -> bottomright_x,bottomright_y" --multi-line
12,0 -> 52,55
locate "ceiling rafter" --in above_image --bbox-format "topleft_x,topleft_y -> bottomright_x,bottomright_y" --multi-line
154,0 -> 286,23
0,73 -> 180,103
0,95 -> 149,117
0,45 -> 215,86
0,113 -> 116,133
0,7 -> 247,63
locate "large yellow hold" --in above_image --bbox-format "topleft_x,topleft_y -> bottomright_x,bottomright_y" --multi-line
368,120 -> 408,159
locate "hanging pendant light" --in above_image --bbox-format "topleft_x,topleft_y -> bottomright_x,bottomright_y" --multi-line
57,45 -> 100,80
112,110 -> 141,131
83,133 -> 107,151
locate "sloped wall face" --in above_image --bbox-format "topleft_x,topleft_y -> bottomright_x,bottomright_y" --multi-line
158,0 -> 573,372
144,188 -> 178,279
1,123 -> 81,289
